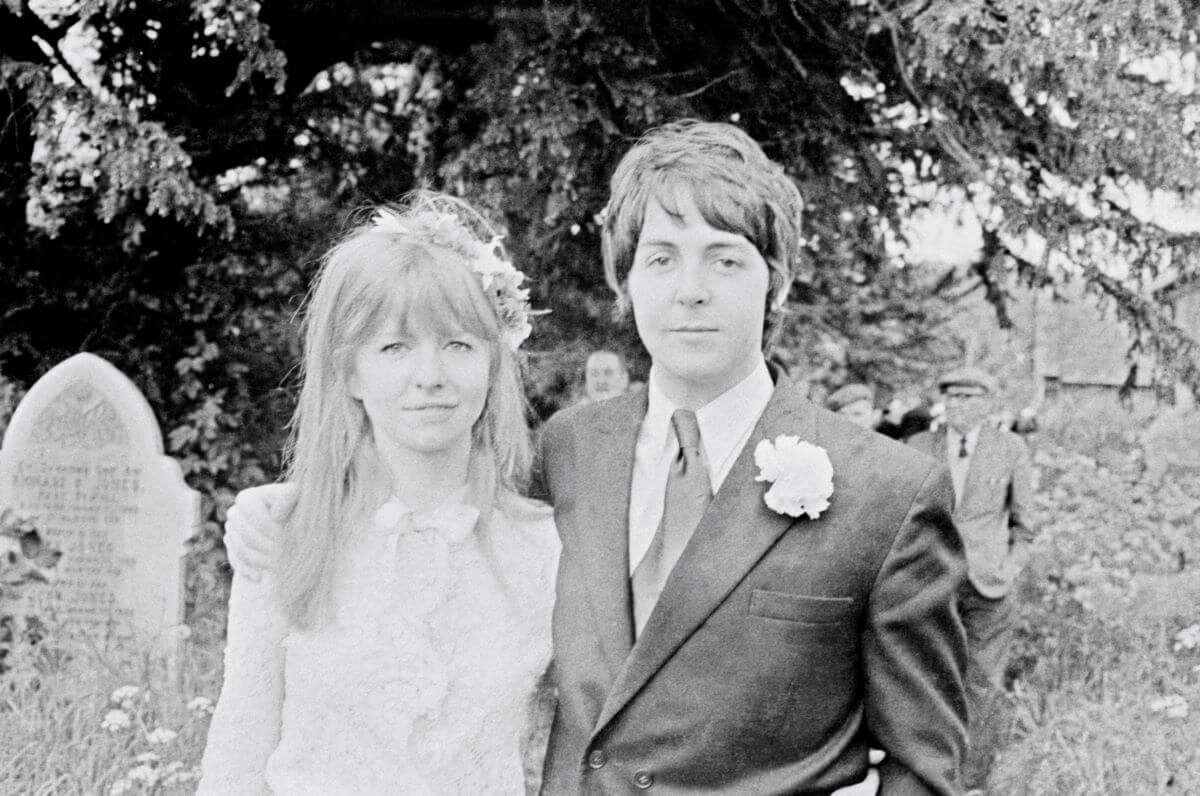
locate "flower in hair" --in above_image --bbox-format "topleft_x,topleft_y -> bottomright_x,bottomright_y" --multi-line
372,207 -> 537,350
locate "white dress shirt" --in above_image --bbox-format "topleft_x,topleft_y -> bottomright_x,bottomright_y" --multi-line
946,425 -> 981,505
627,357 -> 775,573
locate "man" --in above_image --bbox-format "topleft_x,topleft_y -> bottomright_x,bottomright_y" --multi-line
536,121 -> 965,794
824,383 -> 880,431
226,121 -> 967,794
578,349 -> 631,404
906,366 -> 1036,792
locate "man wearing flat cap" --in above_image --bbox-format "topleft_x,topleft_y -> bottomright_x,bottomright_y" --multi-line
824,383 -> 880,430
906,365 -> 1036,791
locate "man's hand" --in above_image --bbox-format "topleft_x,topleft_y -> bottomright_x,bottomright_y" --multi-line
223,483 -> 298,582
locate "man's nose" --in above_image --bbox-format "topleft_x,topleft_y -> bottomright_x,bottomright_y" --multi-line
674,260 -> 710,305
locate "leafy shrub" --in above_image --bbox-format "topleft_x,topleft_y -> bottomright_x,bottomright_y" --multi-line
992,443 -> 1200,794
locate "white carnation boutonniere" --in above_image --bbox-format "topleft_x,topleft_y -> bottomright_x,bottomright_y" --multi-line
753,435 -> 834,519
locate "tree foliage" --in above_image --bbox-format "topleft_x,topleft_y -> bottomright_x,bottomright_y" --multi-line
1,0 -> 1197,554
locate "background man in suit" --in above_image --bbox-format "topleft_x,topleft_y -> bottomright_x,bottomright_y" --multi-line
906,366 -> 1036,792
577,349 -> 631,405
538,120 -> 966,794
824,383 -> 881,430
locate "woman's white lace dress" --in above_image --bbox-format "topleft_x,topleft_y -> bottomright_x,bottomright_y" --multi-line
198,496 -> 559,795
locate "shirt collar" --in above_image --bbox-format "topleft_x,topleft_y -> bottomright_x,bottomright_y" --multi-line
644,356 -> 774,462
371,485 -> 479,544
949,424 -> 982,448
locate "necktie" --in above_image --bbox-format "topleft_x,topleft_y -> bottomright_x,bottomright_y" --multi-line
958,435 -> 969,458
631,409 -> 712,636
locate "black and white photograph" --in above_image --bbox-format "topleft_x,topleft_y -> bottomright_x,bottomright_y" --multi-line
1,2 -> 1199,793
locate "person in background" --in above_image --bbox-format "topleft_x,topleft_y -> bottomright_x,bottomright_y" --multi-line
906,365 -> 1036,794
823,382 -> 880,431
874,396 -> 910,440
578,348 -> 631,404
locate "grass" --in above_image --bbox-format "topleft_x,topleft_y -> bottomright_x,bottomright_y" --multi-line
0,605 -> 226,795
987,444 -> 1200,795
2,443 -> 1198,794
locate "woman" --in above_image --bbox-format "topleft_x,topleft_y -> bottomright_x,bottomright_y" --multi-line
198,193 -> 559,794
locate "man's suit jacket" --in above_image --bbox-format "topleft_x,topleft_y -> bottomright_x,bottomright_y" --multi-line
907,426 -> 1035,599
536,378 -> 967,795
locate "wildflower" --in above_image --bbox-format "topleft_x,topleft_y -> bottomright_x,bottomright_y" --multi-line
160,761 -> 185,785
102,709 -> 132,732
168,768 -> 200,787
110,685 -> 140,708
187,696 -> 215,715
126,764 -> 159,786
1149,694 -> 1189,719
1173,623 -> 1200,652
145,727 -> 178,745
570,223 -> 581,236
109,780 -> 133,796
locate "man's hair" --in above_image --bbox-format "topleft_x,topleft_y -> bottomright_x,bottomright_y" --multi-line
601,119 -> 805,346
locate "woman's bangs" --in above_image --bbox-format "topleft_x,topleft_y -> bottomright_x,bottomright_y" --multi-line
377,245 -> 497,342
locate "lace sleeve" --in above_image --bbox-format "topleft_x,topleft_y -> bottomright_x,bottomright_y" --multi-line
197,574 -> 287,795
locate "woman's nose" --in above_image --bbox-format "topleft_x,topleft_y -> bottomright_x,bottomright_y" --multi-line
412,344 -> 446,387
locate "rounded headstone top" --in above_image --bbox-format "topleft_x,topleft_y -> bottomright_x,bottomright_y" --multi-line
1,353 -> 164,455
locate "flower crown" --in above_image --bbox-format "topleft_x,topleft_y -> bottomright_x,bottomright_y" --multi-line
372,206 -> 536,350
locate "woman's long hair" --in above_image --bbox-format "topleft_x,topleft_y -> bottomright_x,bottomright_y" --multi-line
276,192 -> 534,628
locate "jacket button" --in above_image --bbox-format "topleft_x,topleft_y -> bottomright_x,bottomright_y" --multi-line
587,749 -> 607,769
634,771 -> 654,789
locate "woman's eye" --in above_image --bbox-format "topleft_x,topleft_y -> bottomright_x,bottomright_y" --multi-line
381,341 -> 410,354
644,253 -> 671,268
446,340 -> 473,352
714,257 -> 741,270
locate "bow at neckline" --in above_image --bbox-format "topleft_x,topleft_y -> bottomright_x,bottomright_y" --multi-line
370,490 -> 481,618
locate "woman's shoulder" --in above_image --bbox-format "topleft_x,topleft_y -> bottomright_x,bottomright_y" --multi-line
493,494 -> 560,557
496,492 -> 556,525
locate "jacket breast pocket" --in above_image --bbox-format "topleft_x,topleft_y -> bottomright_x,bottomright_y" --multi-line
748,588 -> 855,625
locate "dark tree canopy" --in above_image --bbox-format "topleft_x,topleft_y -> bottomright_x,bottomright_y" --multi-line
2,0 -> 1198,550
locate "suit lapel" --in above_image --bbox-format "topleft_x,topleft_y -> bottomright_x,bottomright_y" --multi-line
593,379 -> 815,734
573,391 -> 643,677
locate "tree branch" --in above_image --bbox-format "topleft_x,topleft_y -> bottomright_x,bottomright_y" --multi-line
17,0 -> 86,88
674,68 -> 746,99
866,0 -> 984,181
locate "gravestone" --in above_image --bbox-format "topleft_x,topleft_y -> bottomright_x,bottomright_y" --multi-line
0,353 -> 197,646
